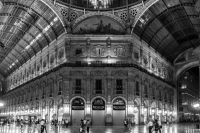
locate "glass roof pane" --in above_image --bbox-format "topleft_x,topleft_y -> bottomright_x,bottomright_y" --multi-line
138,9 -> 154,29
18,39 -> 28,48
190,17 -> 200,25
37,36 -> 48,49
158,12 -> 173,26
0,16 -> 9,23
23,33 -> 33,44
52,20 -> 65,36
184,6 -> 198,15
175,18 -> 191,28
165,22 -> 180,33
32,0 -> 48,15
170,8 -> 186,19
180,0 -> 194,4
163,0 -> 180,8
150,0 -> 167,15
19,0 -> 34,7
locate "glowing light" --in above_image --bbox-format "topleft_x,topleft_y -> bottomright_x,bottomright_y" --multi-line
106,105 -> 111,114
151,109 -> 155,113
0,103 -> 4,107
193,103 -> 200,108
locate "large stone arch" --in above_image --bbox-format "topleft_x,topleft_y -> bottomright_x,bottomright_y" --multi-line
112,96 -> 127,105
91,96 -> 107,104
70,96 -> 86,104
175,60 -> 199,80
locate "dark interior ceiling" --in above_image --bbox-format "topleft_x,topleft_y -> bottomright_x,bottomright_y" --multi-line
188,67 -> 199,80
0,0 -> 65,77
133,0 -> 199,63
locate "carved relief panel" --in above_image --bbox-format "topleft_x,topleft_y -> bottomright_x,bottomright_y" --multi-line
113,45 -> 125,57
93,45 -> 105,57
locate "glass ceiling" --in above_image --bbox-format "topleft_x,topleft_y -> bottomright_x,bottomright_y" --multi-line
133,0 -> 200,63
0,0 -> 65,77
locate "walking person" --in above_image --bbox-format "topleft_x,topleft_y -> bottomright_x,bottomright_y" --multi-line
20,119 -> 24,130
128,119 -> 132,131
147,120 -> 153,133
124,119 -> 127,128
154,119 -> 160,133
80,119 -> 84,133
158,119 -> 162,133
83,119 -> 87,131
65,119 -> 68,128
40,119 -> 47,133
86,120 -> 90,133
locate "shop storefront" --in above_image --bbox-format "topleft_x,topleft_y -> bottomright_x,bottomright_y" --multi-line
112,98 -> 126,126
92,98 -> 105,126
71,98 -> 85,126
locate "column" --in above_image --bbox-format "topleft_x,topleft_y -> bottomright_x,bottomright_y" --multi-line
105,75 -> 112,125
85,75 -> 92,121
63,75 -> 71,124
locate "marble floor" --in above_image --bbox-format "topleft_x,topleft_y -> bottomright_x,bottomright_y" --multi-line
0,123 -> 200,133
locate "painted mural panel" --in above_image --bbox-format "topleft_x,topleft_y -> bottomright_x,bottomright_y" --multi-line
73,16 -> 125,34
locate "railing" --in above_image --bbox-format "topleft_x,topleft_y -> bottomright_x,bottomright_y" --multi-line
93,90 -> 104,94
7,62 -> 174,94
114,90 -> 125,94
72,90 -> 84,94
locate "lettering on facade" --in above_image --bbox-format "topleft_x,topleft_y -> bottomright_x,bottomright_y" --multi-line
113,105 -> 125,110
92,105 -> 105,110
72,105 -> 85,110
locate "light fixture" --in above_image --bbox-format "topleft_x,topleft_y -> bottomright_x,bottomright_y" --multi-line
193,103 -> 200,108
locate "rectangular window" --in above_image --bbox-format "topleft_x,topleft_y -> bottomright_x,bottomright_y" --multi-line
42,87 -> 45,98
75,49 -> 82,55
75,61 -> 82,65
144,85 -> 148,98
75,79 -> 82,94
179,107 -> 183,111
136,81 -> 140,96
116,79 -> 123,94
96,79 -> 102,94
49,83 -> 53,96
96,61 -> 102,66
58,81 -> 62,92
58,81 -> 62,95
117,48 -> 123,56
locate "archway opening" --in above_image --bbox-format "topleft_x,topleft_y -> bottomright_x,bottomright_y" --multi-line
71,98 -> 85,126
92,97 -> 105,126
112,98 -> 126,126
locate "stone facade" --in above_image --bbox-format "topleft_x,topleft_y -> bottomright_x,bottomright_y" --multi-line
0,32 -> 177,125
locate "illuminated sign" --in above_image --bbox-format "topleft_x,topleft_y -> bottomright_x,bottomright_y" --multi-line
113,105 -> 125,110
92,105 -> 105,110
72,106 -> 85,110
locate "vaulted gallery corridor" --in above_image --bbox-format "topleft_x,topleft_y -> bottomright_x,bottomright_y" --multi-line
0,0 -> 199,133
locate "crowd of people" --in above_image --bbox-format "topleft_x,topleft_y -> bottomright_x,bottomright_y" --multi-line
147,119 -> 162,133
0,117 -> 169,133
79,119 -> 91,133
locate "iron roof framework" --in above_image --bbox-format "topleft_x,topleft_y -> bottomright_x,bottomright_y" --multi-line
133,0 -> 200,63
0,0 -> 65,77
